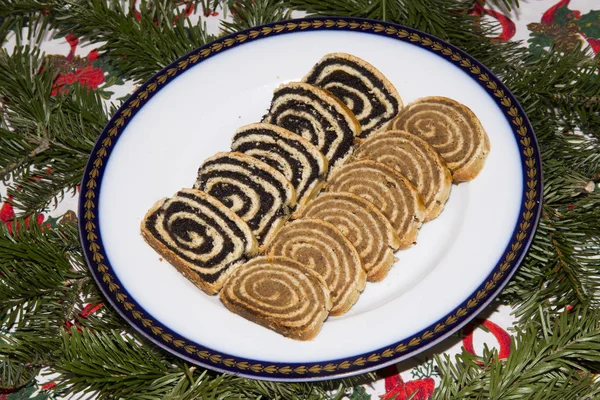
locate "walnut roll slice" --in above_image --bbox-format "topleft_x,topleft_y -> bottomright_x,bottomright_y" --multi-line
265,218 -> 366,316
294,192 -> 401,282
220,255 -> 332,341
354,130 -> 452,221
326,160 -> 426,249
388,96 -> 490,183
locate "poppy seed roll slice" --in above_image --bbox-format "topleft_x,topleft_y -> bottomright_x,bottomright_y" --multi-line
141,188 -> 258,295
303,52 -> 403,138
194,152 -> 296,245
262,82 -> 360,175
231,123 -> 328,209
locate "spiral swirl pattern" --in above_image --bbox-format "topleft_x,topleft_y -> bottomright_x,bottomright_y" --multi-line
194,152 -> 296,245
262,82 -> 360,174
141,188 -> 258,295
266,218 -> 366,316
295,192 -> 401,282
326,160 -> 425,249
220,256 -> 332,340
303,53 -> 402,138
355,130 -> 452,221
231,123 -> 328,209
388,96 -> 490,182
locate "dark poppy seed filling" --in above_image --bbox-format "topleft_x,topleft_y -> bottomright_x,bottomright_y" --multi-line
232,123 -> 328,207
302,53 -> 402,138
146,193 -> 243,283
141,188 -> 257,294
262,82 -> 359,174
245,141 -> 306,178
194,152 -> 296,244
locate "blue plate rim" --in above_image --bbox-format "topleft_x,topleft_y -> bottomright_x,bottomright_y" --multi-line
78,16 -> 542,382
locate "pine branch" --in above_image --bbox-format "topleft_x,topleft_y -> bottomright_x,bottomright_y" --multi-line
287,0 -> 470,33
287,0 -> 527,84
434,307 -> 600,399
55,328 -> 186,399
0,43 -> 108,215
0,1 -> 53,46
0,220 -> 84,354
510,47 -> 600,134
53,0 -> 216,84
1,0 -> 600,398
0,0 -> 56,16
53,326 -> 358,399
495,45 -> 600,323
221,0 -> 292,34
0,355 -> 39,392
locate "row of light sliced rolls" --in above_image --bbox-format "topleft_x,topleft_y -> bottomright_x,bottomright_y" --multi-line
141,52 -> 490,340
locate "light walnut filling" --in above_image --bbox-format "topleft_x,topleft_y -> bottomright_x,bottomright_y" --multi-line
355,130 -> 451,221
266,219 -> 366,316
297,192 -> 400,281
220,256 -> 332,339
389,97 -> 487,174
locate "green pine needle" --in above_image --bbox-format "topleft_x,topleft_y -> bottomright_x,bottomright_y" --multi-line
0,0 -> 599,398
53,0 -> 217,84
221,0 -> 292,34
434,307 -> 600,399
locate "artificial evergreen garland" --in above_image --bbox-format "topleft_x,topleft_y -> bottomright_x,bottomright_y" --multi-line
1,0 -> 599,398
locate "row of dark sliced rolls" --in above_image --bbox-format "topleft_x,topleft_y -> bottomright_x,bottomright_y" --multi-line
142,53 -> 490,340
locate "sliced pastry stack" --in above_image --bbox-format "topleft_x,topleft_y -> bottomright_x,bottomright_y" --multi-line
220,256 -> 331,340
194,152 -> 296,245
262,82 -> 360,174
141,53 -> 491,341
141,189 -> 258,295
302,52 -> 403,138
387,96 -> 490,183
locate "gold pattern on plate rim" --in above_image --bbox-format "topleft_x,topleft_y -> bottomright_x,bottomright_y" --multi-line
83,19 -> 538,376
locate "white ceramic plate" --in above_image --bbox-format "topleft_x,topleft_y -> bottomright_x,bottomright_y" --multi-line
80,17 -> 542,381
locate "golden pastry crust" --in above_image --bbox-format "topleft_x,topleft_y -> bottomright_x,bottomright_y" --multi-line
388,96 -> 490,183
220,256 -> 332,341
141,189 -> 258,295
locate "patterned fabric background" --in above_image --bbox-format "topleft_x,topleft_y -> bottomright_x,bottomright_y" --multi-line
1,0 -> 598,398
